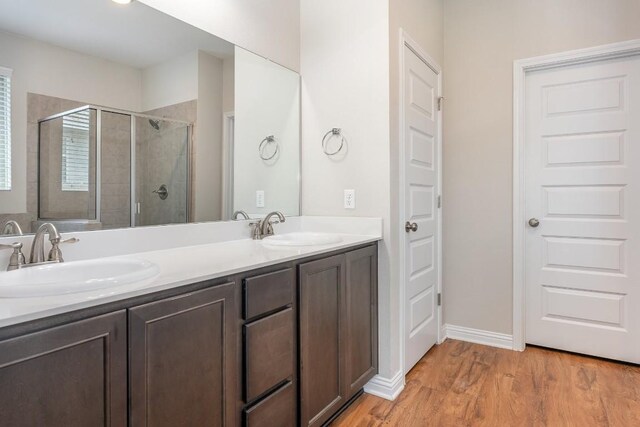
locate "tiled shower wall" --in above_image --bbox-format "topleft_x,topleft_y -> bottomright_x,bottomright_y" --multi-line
137,100 -> 196,226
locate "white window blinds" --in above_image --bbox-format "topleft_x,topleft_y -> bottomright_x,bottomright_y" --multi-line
0,66 -> 11,191
61,109 -> 90,192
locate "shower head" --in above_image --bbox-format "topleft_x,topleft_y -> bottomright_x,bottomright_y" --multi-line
149,119 -> 160,130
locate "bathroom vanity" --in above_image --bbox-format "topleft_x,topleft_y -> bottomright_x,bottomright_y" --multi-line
0,1 -> 379,425
0,236 -> 378,427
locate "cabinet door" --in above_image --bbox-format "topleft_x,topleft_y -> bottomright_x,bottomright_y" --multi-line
345,245 -> 378,398
299,254 -> 347,427
0,311 -> 127,427
129,283 -> 236,427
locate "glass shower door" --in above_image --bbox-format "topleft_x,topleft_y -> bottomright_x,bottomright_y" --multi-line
133,116 -> 189,227
100,111 -> 131,229
38,107 -> 97,221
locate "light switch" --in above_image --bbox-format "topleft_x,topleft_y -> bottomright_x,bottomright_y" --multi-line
256,190 -> 265,208
344,189 -> 355,209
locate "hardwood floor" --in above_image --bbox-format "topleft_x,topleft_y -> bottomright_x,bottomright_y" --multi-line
332,339 -> 640,426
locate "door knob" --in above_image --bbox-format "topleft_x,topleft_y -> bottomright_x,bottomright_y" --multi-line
405,221 -> 418,233
528,218 -> 540,228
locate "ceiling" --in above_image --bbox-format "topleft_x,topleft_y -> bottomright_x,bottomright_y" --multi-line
0,0 -> 234,69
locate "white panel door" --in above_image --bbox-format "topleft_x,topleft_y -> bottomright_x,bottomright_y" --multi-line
525,55 -> 640,362
403,45 -> 439,372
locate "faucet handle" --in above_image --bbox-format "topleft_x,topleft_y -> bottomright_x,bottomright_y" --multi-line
48,237 -> 79,263
60,237 -> 80,244
248,221 -> 262,240
0,242 -> 26,271
0,241 -> 23,250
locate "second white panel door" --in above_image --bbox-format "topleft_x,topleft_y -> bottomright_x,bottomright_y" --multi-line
525,54 -> 640,363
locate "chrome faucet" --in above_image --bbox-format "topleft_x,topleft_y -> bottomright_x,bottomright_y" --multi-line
250,211 -> 286,240
1,220 -> 23,236
232,210 -> 250,220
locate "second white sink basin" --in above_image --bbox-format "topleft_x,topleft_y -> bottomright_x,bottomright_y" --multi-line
262,232 -> 343,247
0,258 -> 160,298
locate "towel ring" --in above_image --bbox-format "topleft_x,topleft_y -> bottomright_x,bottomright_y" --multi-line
322,128 -> 345,156
259,135 -> 279,160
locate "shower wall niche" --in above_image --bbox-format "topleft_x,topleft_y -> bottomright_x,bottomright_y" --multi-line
38,105 -> 191,230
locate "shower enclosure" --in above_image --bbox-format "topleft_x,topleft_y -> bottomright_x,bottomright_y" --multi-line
38,106 -> 192,230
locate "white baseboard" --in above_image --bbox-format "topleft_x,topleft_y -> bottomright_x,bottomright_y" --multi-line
444,324 -> 514,350
363,370 -> 405,401
438,324 -> 447,344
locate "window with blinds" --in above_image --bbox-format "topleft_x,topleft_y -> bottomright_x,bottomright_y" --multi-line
61,109 -> 90,192
0,67 -> 11,191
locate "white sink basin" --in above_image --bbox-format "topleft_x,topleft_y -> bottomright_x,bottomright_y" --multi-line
262,232 -> 343,247
0,258 -> 160,298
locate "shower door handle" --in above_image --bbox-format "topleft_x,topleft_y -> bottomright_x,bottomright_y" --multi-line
152,184 -> 169,200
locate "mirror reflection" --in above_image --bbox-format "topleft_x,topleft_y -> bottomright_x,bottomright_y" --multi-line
233,49 -> 301,220
38,106 -> 192,229
0,0 -> 300,235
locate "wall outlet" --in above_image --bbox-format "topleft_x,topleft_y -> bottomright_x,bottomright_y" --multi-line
256,190 -> 265,208
344,189 -> 355,209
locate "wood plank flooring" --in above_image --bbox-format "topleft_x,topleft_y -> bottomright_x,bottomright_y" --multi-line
332,339 -> 640,426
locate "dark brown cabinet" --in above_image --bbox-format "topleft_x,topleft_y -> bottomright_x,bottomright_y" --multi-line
243,268 -> 294,320
244,308 -> 294,402
0,243 -> 378,427
241,268 -> 297,427
345,245 -> 378,396
129,283 -> 236,427
0,311 -> 127,427
243,381 -> 296,427
299,254 -> 348,427
299,247 -> 378,427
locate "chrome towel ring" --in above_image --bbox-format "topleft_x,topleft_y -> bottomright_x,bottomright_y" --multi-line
259,135 -> 279,160
322,128 -> 345,156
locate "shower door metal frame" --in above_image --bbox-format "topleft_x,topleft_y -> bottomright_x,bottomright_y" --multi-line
130,114 -> 136,227
95,109 -> 102,223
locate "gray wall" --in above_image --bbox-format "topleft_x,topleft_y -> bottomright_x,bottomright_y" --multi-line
442,0 -> 640,335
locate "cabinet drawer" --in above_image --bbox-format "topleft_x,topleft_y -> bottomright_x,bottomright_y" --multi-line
243,268 -> 294,320
244,381 -> 295,427
244,308 -> 294,402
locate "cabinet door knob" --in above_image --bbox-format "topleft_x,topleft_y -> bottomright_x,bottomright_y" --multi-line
405,221 -> 418,233
528,218 -> 540,228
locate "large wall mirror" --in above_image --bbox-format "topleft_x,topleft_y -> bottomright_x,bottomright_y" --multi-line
0,0 -> 300,235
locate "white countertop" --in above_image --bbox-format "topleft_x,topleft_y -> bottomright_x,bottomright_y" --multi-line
0,233 -> 380,329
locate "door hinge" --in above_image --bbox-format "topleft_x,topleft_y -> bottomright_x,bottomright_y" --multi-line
437,293 -> 442,306
437,96 -> 445,111
437,195 -> 441,208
